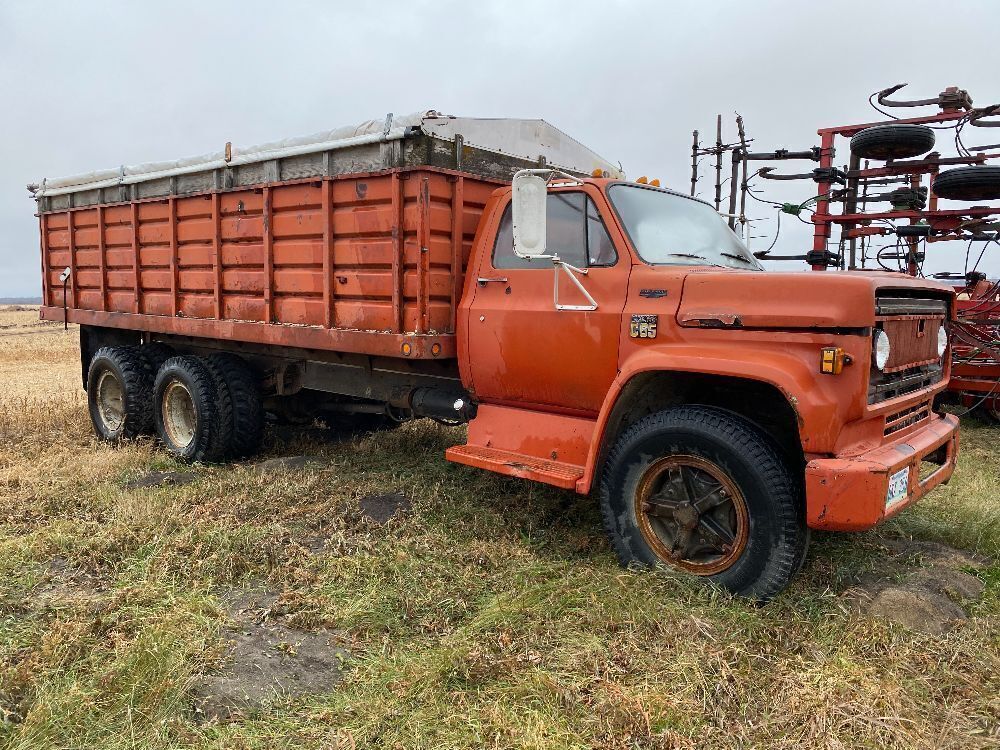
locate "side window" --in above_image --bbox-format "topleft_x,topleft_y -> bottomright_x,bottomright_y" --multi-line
492,193 -> 618,269
492,203 -> 540,270
587,200 -> 617,266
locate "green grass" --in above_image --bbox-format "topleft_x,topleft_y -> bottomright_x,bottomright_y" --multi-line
0,386 -> 998,749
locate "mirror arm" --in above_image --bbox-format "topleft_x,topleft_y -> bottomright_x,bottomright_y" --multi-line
552,256 -> 598,312
514,168 -> 583,184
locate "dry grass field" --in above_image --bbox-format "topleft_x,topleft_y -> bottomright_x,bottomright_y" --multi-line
0,305 -> 997,749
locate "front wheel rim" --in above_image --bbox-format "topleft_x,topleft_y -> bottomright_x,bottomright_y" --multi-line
634,454 -> 750,575
162,380 -> 197,449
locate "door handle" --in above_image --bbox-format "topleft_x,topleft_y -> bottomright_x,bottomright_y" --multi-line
477,277 -> 508,286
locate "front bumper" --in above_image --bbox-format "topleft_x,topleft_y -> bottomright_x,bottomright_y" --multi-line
804,413 -> 959,531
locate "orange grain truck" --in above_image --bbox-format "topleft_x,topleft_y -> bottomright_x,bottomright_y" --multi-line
31,110 -> 959,598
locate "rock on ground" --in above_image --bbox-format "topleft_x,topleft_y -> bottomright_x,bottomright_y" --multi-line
33,558 -> 105,610
842,536 -> 988,635
879,537 -> 990,569
190,587 -> 349,723
865,587 -> 968,636
358,492 -> 412,525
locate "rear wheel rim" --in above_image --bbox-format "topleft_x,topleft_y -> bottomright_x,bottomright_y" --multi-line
634,454 -> 750,575
95,369 -> 125,433
162,380 -> 197,449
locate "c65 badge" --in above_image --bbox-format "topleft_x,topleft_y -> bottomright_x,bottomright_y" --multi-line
630,314 -> 658,339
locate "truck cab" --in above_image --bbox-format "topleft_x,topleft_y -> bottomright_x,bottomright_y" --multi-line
449,172 -> 959,598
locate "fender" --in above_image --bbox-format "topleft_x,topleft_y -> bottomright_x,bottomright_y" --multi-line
576,341 -> 854,493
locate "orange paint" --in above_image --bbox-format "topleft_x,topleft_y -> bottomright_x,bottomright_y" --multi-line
40,168 -> 499,346
457,180 -> 959,531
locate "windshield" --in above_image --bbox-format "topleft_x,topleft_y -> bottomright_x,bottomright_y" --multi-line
608,184 -> 763,270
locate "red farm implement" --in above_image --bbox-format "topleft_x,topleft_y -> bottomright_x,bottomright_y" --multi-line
694,84 -> 1000,420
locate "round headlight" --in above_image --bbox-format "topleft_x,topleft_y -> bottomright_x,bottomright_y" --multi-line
937,325 -> 949,358
873,329 -> 891,371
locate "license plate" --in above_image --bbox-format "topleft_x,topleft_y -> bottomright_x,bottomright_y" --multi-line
886,467 -> 910,508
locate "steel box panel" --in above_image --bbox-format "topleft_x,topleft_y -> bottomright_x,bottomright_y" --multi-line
39,166 -> 496,357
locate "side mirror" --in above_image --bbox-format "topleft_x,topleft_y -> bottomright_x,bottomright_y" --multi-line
512,171 -> 547,258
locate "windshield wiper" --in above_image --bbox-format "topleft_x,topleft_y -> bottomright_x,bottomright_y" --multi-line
719,252 -> 755,265
663,253 -> 726,268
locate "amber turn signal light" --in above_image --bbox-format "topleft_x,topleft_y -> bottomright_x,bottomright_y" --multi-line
819,346 -> 851,375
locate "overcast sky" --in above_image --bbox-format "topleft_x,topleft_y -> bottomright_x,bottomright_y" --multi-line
2,0 -> 999,297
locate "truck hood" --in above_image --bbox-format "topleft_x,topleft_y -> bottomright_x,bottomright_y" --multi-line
676,270 -> 953,330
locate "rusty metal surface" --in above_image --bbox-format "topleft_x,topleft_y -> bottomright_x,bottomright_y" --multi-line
878,316 -> 945,373
635,454 -> 750,575
39,305 -> 455,360
39,166 -> 499,358
805,413 -> 958,531
949,281 -> 1000,405
444,443 -> 584,490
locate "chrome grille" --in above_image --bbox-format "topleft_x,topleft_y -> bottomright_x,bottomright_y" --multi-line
875,297 -> 948,316
869,362 -> 943,404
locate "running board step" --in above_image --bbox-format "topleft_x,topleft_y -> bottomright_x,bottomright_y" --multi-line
445,445 -> 584,490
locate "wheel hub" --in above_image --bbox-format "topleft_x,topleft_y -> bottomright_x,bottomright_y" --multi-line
635,454 -> 749,575
162,380 -> 197,449
95,369 -> 125,432
672,503 -> 700,530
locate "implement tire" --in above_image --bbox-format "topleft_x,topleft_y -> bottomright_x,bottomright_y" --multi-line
86,346 -> 155,442
932,166 -> 1000,201
850,124 -> 935,161
153,356 -> 220,463
599,406 -> 808,601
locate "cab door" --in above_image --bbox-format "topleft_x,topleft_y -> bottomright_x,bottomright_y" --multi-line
465,188 -> 629,414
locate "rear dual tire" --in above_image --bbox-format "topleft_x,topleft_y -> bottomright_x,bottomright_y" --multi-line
154,356 -> 220,462
86,346 -> 156,442
87,346 -> 263,463
200,353 -> 264,459
154,354 -> 264,462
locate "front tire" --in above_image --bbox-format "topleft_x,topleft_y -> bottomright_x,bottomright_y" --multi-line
599,406 -> 807,600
